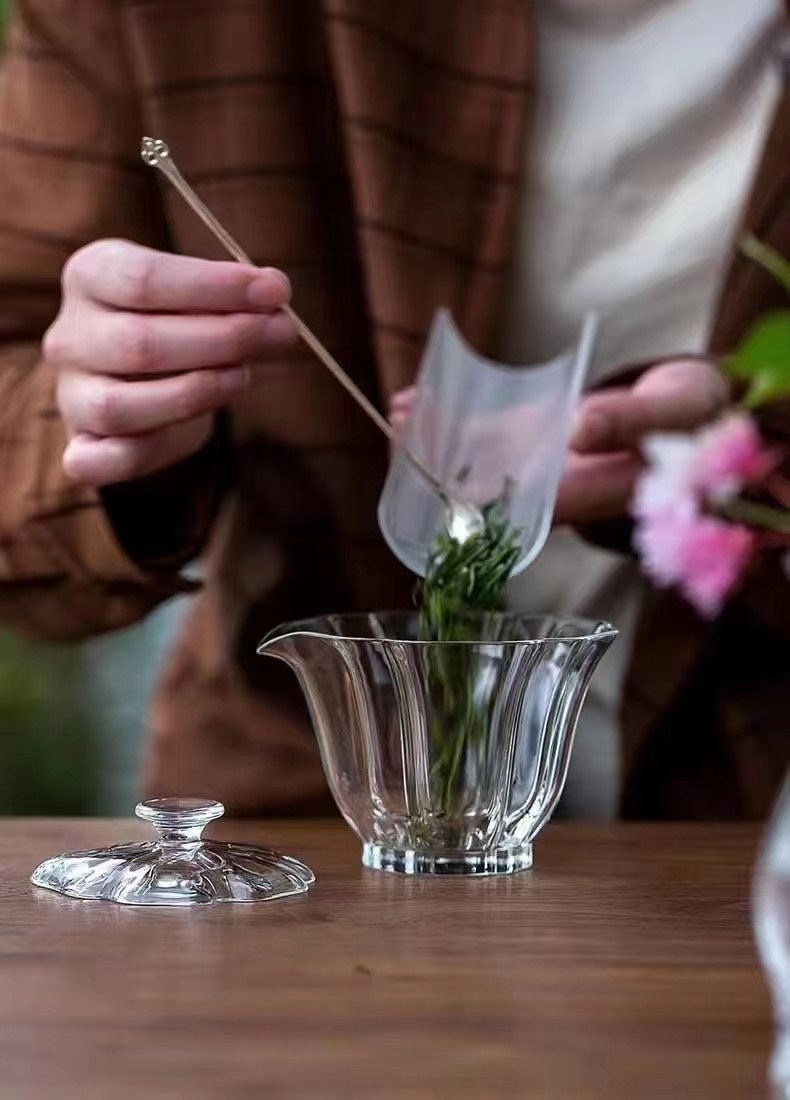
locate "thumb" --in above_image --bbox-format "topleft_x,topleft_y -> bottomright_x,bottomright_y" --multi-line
571,358 -> 729,454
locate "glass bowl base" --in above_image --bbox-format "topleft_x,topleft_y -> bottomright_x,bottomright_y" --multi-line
362,841 -> 533,876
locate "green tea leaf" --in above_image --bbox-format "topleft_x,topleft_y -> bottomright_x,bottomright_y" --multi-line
725,311 -> 790,407
418,498 -> 521,817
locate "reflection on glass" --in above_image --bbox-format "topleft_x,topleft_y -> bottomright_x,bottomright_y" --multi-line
754,775 -> 790,1098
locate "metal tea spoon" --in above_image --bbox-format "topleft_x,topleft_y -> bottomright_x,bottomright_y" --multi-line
140,137 -> 484,544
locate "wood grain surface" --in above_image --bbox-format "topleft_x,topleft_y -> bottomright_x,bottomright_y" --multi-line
0,820 -> 773,1099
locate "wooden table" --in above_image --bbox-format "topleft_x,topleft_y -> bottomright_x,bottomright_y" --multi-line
0,820 -> 773,1099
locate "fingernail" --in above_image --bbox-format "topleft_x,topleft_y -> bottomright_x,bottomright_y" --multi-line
263,309 -> 298,348
248,269 -> 291,310
62,440 -> 81,482
220,365 -> 250,393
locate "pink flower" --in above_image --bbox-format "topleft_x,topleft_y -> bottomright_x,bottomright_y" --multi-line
632,497 -> 697,586
675,516 -> 755,617
633,436 -> 696,520
631,413 -> 771,616
693,413 -> 774,501
634,506 -> 755,618
633,415 -> 773,522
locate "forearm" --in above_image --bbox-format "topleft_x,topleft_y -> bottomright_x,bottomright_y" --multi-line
0,2 -> 233,640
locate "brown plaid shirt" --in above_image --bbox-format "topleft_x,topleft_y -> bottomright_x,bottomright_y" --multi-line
0,1 -> 787,816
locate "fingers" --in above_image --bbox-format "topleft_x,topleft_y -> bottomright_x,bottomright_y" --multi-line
571,358 -> 729,454
63,239 -> 291,313
51,240 -> 297,489
390,387 -> 416,412
390,409 -> 409,441
58,365 -> 250,437
389,387 -> 416,441
554,451 -> 644,525
45,304 -> 296,376
62,417 -> 214,487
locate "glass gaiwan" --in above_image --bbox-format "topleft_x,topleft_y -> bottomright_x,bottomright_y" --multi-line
259,612 -> 616,875
31,797 -> 315,906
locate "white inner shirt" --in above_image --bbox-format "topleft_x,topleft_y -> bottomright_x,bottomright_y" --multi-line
502,0 -> 782,817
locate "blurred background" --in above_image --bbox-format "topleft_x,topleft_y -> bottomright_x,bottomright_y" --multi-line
0,0 -> 185,817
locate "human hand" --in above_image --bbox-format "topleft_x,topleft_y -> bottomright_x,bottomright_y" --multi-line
45,240 -> 296,487
556,358 -> 729,524
389,358 -> 729,524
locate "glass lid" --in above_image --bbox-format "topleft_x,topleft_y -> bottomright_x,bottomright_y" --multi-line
30,797 -> 315,907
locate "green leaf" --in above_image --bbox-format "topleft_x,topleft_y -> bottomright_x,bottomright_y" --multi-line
725,311 -> 790,407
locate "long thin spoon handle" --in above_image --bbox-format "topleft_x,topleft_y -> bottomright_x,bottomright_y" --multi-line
140,136 -> 446,499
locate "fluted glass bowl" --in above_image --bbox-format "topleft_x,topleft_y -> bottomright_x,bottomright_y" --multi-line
259,612 -> 616,875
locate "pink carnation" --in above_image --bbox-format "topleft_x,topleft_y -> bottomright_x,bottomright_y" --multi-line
675,516 -> 755,617
633,436 -> 696,520
631,413 -> 770,616
693,413 -> 774,501
632,497 -> 696,586
634,506 -> 754,619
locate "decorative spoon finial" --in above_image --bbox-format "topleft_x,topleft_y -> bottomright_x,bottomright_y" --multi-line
140,136 -> 169,167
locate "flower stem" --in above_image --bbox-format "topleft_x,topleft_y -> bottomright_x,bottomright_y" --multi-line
739,234 -> 790,293
765,473 -> 790,510
717,497 -> 790,534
